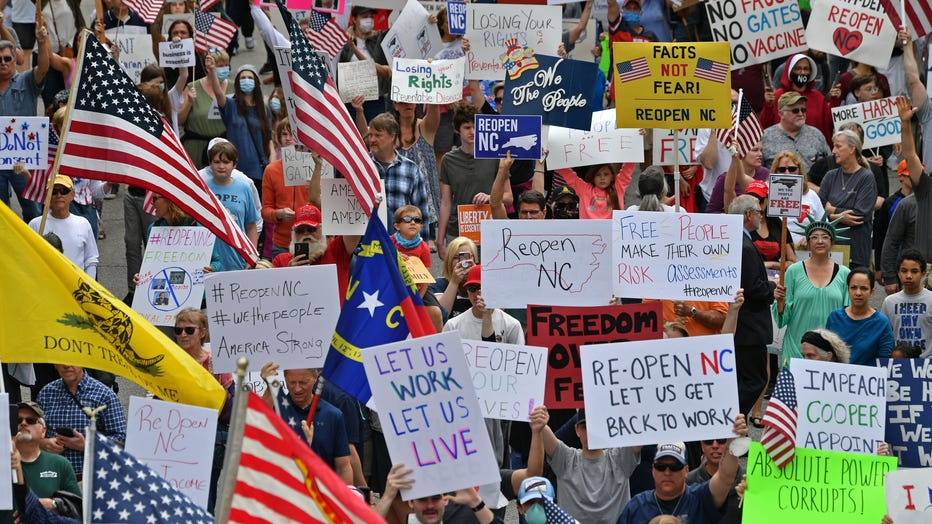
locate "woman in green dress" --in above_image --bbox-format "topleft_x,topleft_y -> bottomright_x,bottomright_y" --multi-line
178,48 -> 234,168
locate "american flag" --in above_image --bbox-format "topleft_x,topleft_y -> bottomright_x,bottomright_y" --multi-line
761,367 -> 798,468
305,10 -> 347,59
274,0 -> 380,217
23,127 -> 58,203
199,0 -> 222,11
87,432 -> 213,523
53,31 -> 258,266
615,57 -> 651,83
716,97 -> 763,157
543,498 -> 577,524
194,10 -> 237,54
881,0 -> 932,38
227,392 -> 386,523
694,57 -> 729,84
123,0 -> 161,24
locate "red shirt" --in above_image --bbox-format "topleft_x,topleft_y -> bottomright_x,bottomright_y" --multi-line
272,237 -> 352,303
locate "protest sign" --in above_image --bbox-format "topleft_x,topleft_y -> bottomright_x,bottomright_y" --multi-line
111,34 -> 157,83
744,442 -> 894,522
158,38 -> 195,68
457,204 -> 491,244
447,1 -> 467,35
404,256 -> 435,284
652,128 -> 700,166
831,96 -> 901,149
480,219 -> 613,308
274,46 -> 302,145
581,334 -> 739,448
381,0 -> 443,60
885,469 -> 932,524
125,397 -> 217,508
546,109 -> 644,170
0,116 -> 48,169
337,60 -> 379,103
320,178 -> 388,235
502,55 -> 599,131
768,174 -> 804,219
611,210 -> 742,301
527,302 -> 662,408
805,0 -> 897,69
474,114 -> 542,160
706,0 -> 807,68
361,331 -> 499,500
205,265 -> 341,373
390,58 -> 465,105
465,4 -> 562,80
614,42 -> 732,129
280,145 -> 315,187
461,340 -> 547,422
132,227 -> 215,326
0,393 -> 9,510
880,358 -> 932,467
791,358 -> 886,455
309,0 -> 344,13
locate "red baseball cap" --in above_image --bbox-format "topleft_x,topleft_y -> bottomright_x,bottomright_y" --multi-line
293,204 -> 322,229
745,180 -> 769,199
464,265 -> 482,287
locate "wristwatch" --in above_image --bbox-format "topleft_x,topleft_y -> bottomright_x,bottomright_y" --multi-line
690,306 -> 697,318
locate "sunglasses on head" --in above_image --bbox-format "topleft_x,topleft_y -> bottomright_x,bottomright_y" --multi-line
465,284 -> 481,293
785,107 -> 807,114
399,216 -> 423,224
653,462 -> 686,472
775,165 -> 799,173
17,417 -> 38,425
52,187 -> 72,196
702,439 -> 727,445
174,326 -> 197,335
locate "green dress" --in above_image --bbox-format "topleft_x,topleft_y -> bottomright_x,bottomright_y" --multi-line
182,80 -> 234,168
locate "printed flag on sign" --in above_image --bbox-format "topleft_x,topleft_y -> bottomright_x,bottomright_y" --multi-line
615,57 -> 651,83
694,57 -> 729,84
194,10 -> 237,54
761,366 -> 798,468
305,10 -> 348,59
716,97 -> 763,158
23,127 -> 58,203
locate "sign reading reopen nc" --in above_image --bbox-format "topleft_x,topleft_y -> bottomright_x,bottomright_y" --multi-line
473,114 -> 542,160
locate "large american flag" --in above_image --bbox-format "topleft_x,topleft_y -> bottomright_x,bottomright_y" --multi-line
305,10 -> 347,59
23,128 -> 58,203
53,31 -> 258,266
881,0 -> 932,38
194,9 -> 237,54
275,0 -> 380,217
694,57 -> 729,84
761,367 -> 798,468
123,0 -> 161,24
716,97 -> 762,158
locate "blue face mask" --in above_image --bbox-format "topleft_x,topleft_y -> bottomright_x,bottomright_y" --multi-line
269,97 -> 282,113
622,11 -> 641,25
525,503 -> 547,524
216,66 -> 231,81
239,78 -> 256,94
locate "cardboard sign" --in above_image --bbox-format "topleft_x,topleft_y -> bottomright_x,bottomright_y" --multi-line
465,4 -> 562,80
0,116 -> 48,169
768,174 -> 804,218
112,34 -> 158,84
280,145 -> 315,187
447,0 -> 467,35
581,334 -> 739,448
652,128 -> 700,166
501,55 -> 599,131
474,114 -> 542,160
546,109 -> 644,170
158,38 -> 195,68
792,358 -> 886,455
706,0 -> 807,68
125,397 -> 218,508
743,443 -> 895,523
390,57 -> 466,105
526,303 -> 663,409
132,227 -> 216,326
457,204 -> 491,244
361,331 -> 500,500
831,96 -> 901,149
611,211 -> 743,302
404,256 -> 435,283
805,0 -> 897,69
381,0 -> 443,60
461,340 -> 547,422
320,178 -> 389,235
885,469 -> 932,524
880,358 -> 932,468
337,60 -> 379,103
480,219 -> 613,308
205,265 -> 341,373
613,42 -> 732,129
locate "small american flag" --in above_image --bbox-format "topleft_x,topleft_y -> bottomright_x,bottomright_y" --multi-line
881,0 -> 931,38
716,97 -> 763,158
23,128 -> 58,203
123,0 -> 162,24
305,10 -> 347,59
761,367 -> 798,468
199,0 -> 222,11
694,57 -> 729,84
615,57 -> 651,83
194,10 -> 237,54
543,497 -> 577,524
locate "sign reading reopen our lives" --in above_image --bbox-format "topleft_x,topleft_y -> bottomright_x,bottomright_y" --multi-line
361,331 -> 499,500
205,265 -> 341,373
0,116 -> 48,169
461,340 -> 547,422
581,334 -> 739,448
546,109 -> 644,170
805,0 -> 897,69
474,114 -> 542,160
611,210 -> 743,301
791,358 -> 886,455
880,358 -> 932,468
705,0 -> 807,68
391,58 -> 465,105
465,4 -> 562,80
831,96 -> 901,149
652,128 -> 700,166
885,469 -> 932,524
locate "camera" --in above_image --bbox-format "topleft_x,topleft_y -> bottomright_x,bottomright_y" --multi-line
460,260 -> 471,268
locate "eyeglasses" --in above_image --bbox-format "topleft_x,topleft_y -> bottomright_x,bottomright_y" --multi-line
465,284 -> 481,293
208,47 -> 220,53
702,439 -> 727,445
747,209 -> 762,215
653,462 -> 686,472
51,187 -> 72,195
453,252 -> 473,260
775,165 -> 799,173
0,55 -> 13,63
784,107 -> 807,114
174,326 -> 197,335
399,216 -> 423,224
294,225 -> 318,234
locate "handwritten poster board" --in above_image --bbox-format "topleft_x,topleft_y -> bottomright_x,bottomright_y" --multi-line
768,174 -> 804,219
501,55 -> 598,131
480,219 -> 613,308
805,0 -> 897,69
274,47 -> 301,145
0,116 -> 48,169
465,4 -> 562,80
582,334 -> 739,448
613,42 -> 732,129
791,358 -> 886,455
125,397 -> 217,508
526,303 -> 662,409
705,0 -> 807,68
474,114 -> 542,160
461,340 -> 547,422
361,331 -> 499,500
320,178 -> 388,235
831,96 -> 901,149
546,109 -> 644,170
111,34 -> 157,84
457,204 -> 491,244
205,265 -> 341,373
881,358 -> 932,468
337,60 -> 380,103
158,38 -> 196,68
447,0 -> 467,35
391,57 -> 465,104
381,0 -> 443,60
132,227 -> 215,326
280,145 -> 316,187
611,210 -> 743,302
885,469 -> 932,524
652,128 -> 700,166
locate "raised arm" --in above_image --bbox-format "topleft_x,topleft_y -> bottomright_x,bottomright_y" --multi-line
708,414 -> 748,508
33,24 -> 50,85
490,152 -> 513,219
204,54 -> 226,109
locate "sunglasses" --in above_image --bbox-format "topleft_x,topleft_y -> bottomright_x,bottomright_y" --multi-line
775,166 -> 799,173
465,284 -> 481,293
294,225 -> 318,234
416,495 -> 444,503
18,417 -> 39,425
0,55 -> 13,63
653,462 -> 686,472
785,107 -> 807,114
174,326 -> 197,335
399,216 -> 423,224
51,187 -> 72,195
702,439 -> 727,445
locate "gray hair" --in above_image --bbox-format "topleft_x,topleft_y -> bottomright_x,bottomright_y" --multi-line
832,129 -> 870,169
0,40 -> 14,54
728,194 -> 759,216
804,328 -> 850,363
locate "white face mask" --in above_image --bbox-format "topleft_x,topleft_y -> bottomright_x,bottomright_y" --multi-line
358,17 -> 374,34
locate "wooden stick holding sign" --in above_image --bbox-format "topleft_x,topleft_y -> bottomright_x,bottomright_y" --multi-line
778,217 -> 787,313
674,129 -> 680,212
768,172 -> 804,313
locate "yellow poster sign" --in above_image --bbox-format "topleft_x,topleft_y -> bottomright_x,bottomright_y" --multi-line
613,42 -> 732,129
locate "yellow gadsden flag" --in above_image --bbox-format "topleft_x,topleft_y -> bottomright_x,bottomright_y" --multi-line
0,203 -> 226,411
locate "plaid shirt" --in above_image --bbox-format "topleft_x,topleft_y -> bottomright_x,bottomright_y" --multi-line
373,151 -> 430,228
38,373 -> 127,473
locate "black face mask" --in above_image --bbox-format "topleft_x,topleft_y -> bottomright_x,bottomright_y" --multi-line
791,73 -> 809,86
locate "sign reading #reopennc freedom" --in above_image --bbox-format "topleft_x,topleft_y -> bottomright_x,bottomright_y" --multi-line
705,0 -> 807,68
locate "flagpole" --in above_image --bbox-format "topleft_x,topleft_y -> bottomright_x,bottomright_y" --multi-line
305,375 -> 325,428
81,405 -> 105,524
36,164 -> 57,235
673,129 -> 681,212
215,358 -> 250,524
729,89 -> 744,157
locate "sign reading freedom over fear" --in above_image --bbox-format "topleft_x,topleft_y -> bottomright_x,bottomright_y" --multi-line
880,358 -> 932,468
581,334 -> 739,448
501,54 -> 600,131
705,0 -> 807,68
526,302 -> 662,409
461,340 -> 547,422
831,96 -> 902,149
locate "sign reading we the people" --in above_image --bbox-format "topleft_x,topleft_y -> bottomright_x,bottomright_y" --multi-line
880,358 -> 932,468
465,3 -> 561,80
613,42 -> 732,129
831,96 -> 902,149
501,54 -> 600,131
546,109 -> 644,170
805,0 -> 897,69
461,340 -> 547,422
705,0 -> 807,68
0,117 -> 48,169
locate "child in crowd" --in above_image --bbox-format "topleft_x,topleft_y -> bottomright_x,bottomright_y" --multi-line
391,205 -> 431,268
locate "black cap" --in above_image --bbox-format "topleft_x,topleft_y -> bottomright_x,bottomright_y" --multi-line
351,6 -> 375,17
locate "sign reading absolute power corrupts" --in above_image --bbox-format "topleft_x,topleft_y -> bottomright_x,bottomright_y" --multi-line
613,42 -> 732,129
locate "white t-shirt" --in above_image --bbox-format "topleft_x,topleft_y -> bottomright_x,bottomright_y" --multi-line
29,213 -> 99,278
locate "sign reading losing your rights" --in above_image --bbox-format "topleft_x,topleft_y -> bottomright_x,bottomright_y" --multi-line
502,54 -> 600,131
880,358 -> 932,468
391,58 -> 465,105
831,96 -> 901,149
474,114 -> 542,160
546,109 -> 644,170
465,4 -> 561,80
705,0 -> 807,68
805,0 -> 897,69
614,42 -> 732,129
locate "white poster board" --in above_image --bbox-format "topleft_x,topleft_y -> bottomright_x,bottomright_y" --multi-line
480,219 -> 613,308
831,96 -> 901,149
611,210 -> 743,301
111,34 -> 158,84
792,358 -> 886,454
274,46 -> 301,145
361,331 -> 499,500
205,265 -> 341,373
885,469 -> 932,524
461,340 -> 548,422
652,128 -> 700,166
767,174 -> 804,219
546,109 -> 644,170
320,178 -> 388,235
705,0 -> 807,68
805,0 -> 897,69
0,393 -> 10,510
337,60 -> 380,103
158,38 -> 196,68
280,145 -> 316,187
465,4 -> 562,80
124,396 -> 218,509
132,227 -> 215,326
381,0 -> 443,60
0,116 -> 48,169
581,334 -> 739,449
390,57 -> 466,104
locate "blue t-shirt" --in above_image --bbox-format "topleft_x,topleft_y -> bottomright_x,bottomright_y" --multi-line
616,482 -> 723,524
221,99 -> 269,181
825,308 -> 895,365
206,176 -> 258,271
276,389 -> 350,469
